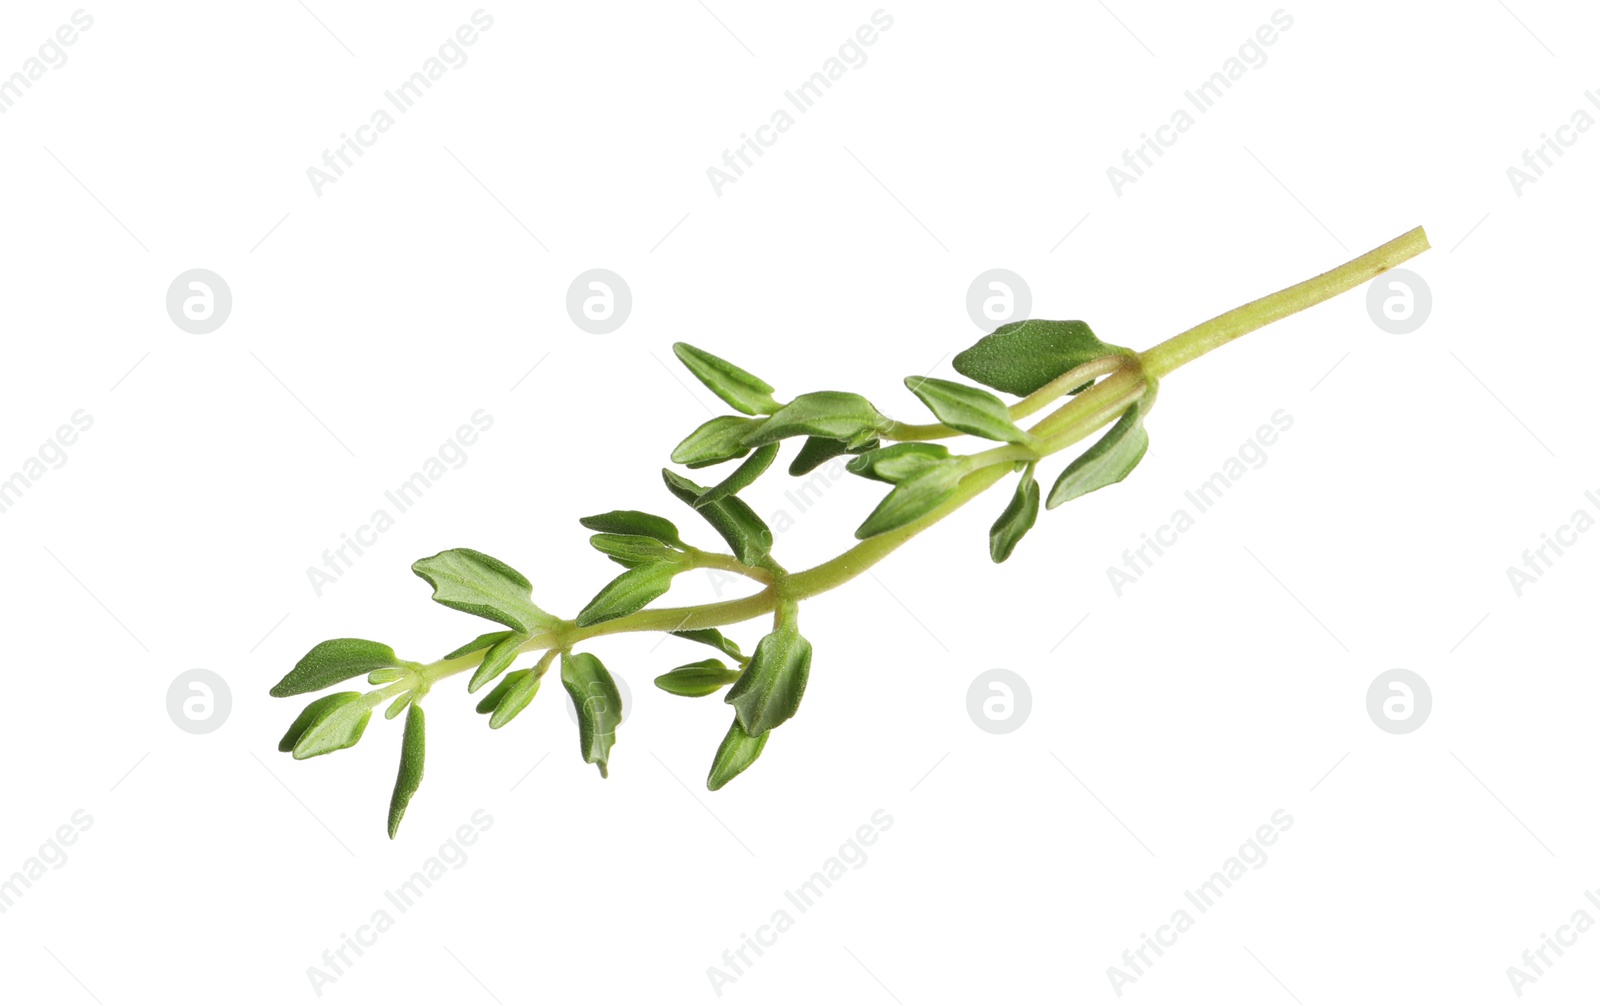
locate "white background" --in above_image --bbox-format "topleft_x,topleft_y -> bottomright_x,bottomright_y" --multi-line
0,1 -> 1595,1002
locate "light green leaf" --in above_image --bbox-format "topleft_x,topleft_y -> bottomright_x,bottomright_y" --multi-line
953,319 -> 1127,396
707,716 -> 769,791
670,415 -> 760,469
279,692 -> 366,752
671,628 -> 745,662
562,651 -> 623,777
387,704 -> 426,839
489,658 -> 548,729
788,435 -> 877,476
989,463 -> 1040,563
903,376 -> 1030,444
411,548 -> 555,634
476,668 -> 531,715
742,392 -> 889,448
724,609 -> 810,736
271,639 -> 401,698
468,631 -> 530,692
291,694 -> 374,759
588,533 -> 676,568
578,510 -> 684,548
662,470 -> 774,568
695,443 -> 779,508
441,631 -> 514,661
1046,405 -> 1149,509
854,460 -> 967,539
846,443 -> 952,484
367,667 -> 404,685
673,343 -> 782,416
575,562 -> 679,627
384,692 -> 413,719
655,659 -> 742,697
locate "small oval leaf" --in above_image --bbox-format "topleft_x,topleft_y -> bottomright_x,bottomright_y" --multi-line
468,632 -> 530,693
854,461 -> 967,539
1045,405 -> 1149,509
292,695 -> 374,759
953,319 -> 1127,396
724,612 -> 811,736
662,470 -> 774,568
742,392 -> 888,448
562,652 -> 624,777
903,376 -> 1029,444
386,704 -> 426,839
989,464 -> 1040,563
411,548 -> 555,634
272,639 -> 401,698
707,717 -> 770,791
575,562 -> 679,627
655,659 -> 742,697
695,442 -> 779,508
846,443 -> 952,484
577,510 -> 684,548
673,343 -> 782,416
670,415 -> 760,468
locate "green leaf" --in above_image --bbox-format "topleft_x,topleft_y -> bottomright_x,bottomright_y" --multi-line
279,692 -> 366,752
1046,405 -> 1149,509
855,461 -> 967,539
953,319 -> 1126,396
707,717 -> 770,791
903,376 -> 1030,444
671,628 -> 745,662
696,443 -> 779,508
488,662 -> 545,729
476,668 -> 531,715
367,667 -> 404,685
662,470 -> 773,568
670,415 -> 760,469
442,631 -> 513,661
291,693 -> 374,759
588,533 -> 676,568
788,435 -> 878,476
271,639 -> 402,698
387,704 -> 426,839
468,631 -> 530,692
673,342 -> 782,416
743,392 -> 888,448
578,510 -> 683,548
724,611 -> 811,736
655,659 -> 742,697
989,463 -> 1040,563
846,443 -> 952,484
575,562 -> 679,627
562,651 -> 623,777
385,693 -> 413,719
411,548 -> 555,634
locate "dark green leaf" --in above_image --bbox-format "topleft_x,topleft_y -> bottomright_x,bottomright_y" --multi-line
953,319 -> 1127,396
655,659 -> 742,697
743,392 -> 889,448
670,415 -> 760,469
562,652 -> 623,777
578,510 -> 683,548
411,548 -> 554,634
476,668 -> 531,715
903,376 -> 1029,444
387,704 -> 426,839
707,717 -> 769,791
588,533 -> 676,568
846,443 -> 952,484
854,461 -> 967,539
662,470 -> 773,568
989,464 -> 1040,563
724,612 -> 810,736
279,692 -> 366,752
271,639 -> 402,698
673,342 -> 782,416
468,631 -> 530,692
671,628 -> 745,662
1046,405 -> 1149,509
788,435 -> 878,476
488,663 -> 544,729
442,631 -> 513,661
575,562 -> 679,627
696,443 -> 779,508
291,694 -> 374,759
